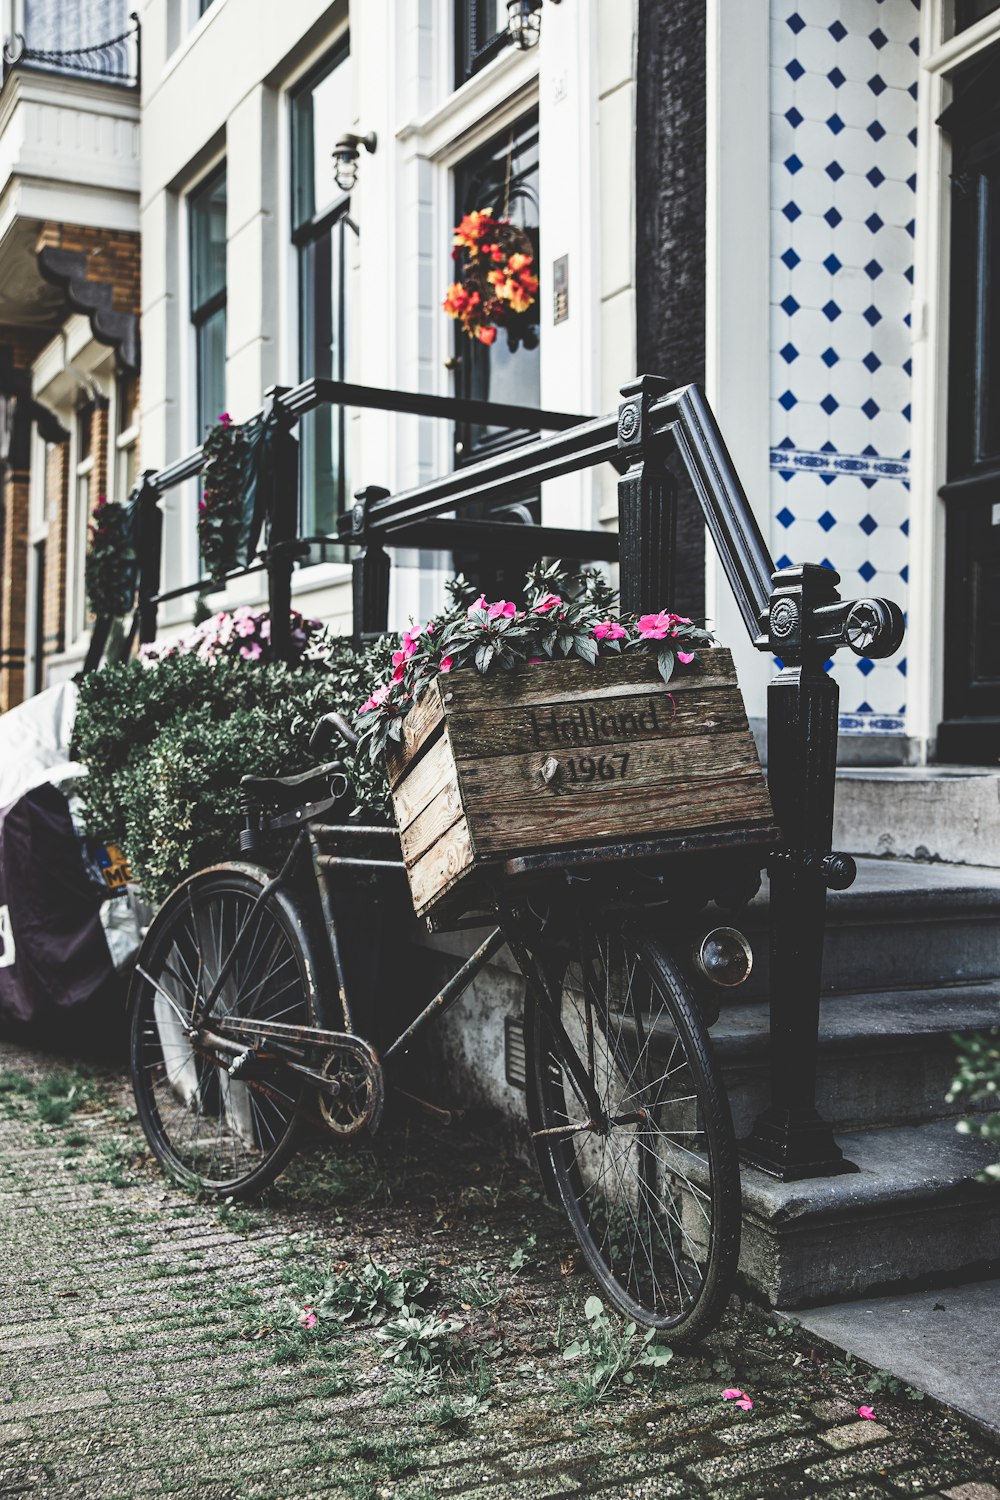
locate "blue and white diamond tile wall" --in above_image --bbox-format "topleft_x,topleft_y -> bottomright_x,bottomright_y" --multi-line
770,0 -> 918,734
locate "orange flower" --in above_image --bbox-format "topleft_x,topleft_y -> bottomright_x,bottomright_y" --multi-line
476,325 -> 498,345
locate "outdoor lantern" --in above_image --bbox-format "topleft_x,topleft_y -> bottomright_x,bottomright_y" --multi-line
331,131 -> 377,194
506,0 -> 543,49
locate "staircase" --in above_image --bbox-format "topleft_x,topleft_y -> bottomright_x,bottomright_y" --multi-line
721,856 -> 1000,1307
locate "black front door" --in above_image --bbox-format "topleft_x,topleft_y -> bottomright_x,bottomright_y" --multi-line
939,42 -> 1000,761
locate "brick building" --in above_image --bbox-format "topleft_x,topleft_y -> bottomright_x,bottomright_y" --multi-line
0,5 -> 139,709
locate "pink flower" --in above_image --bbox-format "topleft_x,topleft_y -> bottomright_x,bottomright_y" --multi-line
721,1389 -> 744,1401
359,684 -> 392,714
401,626 -> 422,655
236,617 -> 257,637
439,656 -> 453,673
638,612 -> 673,640
239,642 -> 262,661
532,593 -> 563,614
391,650 -> 408,683
487,600 -> 517,620
858,1406 -> 875,1421
259,619 -> 271,640
425,621 -> 435,634
593,621 -> 627,641
676,650 -> 695,665
467,594 -> 487,617
299,1306 -> 317,1330
218,412 -> 232,426
527,658 -> 544,665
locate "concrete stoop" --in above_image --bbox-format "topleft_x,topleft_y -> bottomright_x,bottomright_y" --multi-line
834,765 -> 1000,867
730,856 -> 1000,1307
740,1120 -> 1000,1308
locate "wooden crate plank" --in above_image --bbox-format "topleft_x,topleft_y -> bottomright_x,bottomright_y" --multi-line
439,649 -> 737,713
386,680 -> 446,788
399,781 -> 466,866
445,685 -> 750,761
391,732 -> 456,832
458,731 -> 773,857
408,818 -> 476,916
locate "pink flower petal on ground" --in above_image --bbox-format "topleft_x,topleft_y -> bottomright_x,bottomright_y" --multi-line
676,650 -> 695,665
721,1388 -> 743,1401
858,1406 -> 875,1420
735,1398 -> 753,1411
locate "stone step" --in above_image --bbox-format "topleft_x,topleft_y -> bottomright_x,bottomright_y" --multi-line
834,765 -> 1000,868
739,1118 -> 1000,1307
733,857 -> 1000,998
713,984 -> 1000,1135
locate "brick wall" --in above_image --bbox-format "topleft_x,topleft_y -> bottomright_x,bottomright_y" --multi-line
35,223 -> 140,320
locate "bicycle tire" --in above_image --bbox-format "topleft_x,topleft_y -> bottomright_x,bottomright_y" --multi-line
522,915 -> 741,1344
129,863 -> 328,1198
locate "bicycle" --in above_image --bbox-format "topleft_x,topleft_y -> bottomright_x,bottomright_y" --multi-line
128,711 -> 763,1346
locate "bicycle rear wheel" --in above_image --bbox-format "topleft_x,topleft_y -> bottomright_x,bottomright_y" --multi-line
130,865 -> 325,1198
523,917 -> 740,1344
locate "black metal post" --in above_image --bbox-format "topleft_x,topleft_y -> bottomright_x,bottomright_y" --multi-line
350,485 -> 391,641
617,375 -> 677,612
134,469 -> 163,646
742,564 -> 857,1180
262,386 -> 299,665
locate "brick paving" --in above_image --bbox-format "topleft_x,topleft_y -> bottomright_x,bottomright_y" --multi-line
0,1033 -> 998,1499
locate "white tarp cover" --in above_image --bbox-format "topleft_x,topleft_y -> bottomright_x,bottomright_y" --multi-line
0,682 -> 82,809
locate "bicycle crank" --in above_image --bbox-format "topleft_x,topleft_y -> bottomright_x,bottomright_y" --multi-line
317,1037 -> 384,1138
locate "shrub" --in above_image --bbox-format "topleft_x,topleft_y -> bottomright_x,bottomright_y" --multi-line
72,626 -> 393,906
948,1022 -> 1000,1182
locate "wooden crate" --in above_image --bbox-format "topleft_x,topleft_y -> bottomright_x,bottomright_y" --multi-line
386,649 -> 774,921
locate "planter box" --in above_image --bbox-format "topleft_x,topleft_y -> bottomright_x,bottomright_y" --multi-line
387,649 -> 775,922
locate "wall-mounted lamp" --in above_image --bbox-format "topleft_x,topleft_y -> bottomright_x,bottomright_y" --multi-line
506,0 -> 543,49
332,131 -> 377,194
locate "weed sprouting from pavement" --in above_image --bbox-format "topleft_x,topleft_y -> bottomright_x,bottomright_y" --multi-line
560,1295 -> 673,1405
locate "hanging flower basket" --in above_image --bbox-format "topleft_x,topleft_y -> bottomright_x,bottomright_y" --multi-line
443,209 -> 540,350
85,495 -> 135,619
199,413 -> 251,581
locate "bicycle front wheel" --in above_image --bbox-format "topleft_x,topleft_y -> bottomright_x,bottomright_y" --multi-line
523,918 -> 740,1344
130,865 -> 325,1198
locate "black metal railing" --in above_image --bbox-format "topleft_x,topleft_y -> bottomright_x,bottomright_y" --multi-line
2,11 -> 139,89
85,372 -> 905,1185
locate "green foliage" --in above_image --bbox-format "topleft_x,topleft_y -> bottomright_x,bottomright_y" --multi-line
85,497 -> 135,618
948,1020 -> 1000,1182
306,1260 -> 431,1327
560,1295 -> 673,1404
378,1305 -> 469,1376
72,635 -> 392,905
199,415 -> 252,579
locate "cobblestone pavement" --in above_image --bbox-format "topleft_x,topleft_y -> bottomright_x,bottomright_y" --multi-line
0,1032 -> 998,1500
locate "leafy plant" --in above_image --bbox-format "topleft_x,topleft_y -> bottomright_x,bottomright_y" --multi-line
356,560 -> 714,768
948,1020 -> 1000,1181
199,413 -> 252,580
308,1260 -> 431,1327
561,1295 -> 673,1404
72,631 -> 393,904
379,1305 -> 468,1375
85,495 -> 135,618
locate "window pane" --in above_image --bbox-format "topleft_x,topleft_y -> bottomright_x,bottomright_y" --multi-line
292,46 -> 351,229
456,0 -> 508,86
956,0 -> 1000,32
196,305 -> 227,441
454,118 -> 540,459
299,220 -> 347,539
190,169 -> 227,313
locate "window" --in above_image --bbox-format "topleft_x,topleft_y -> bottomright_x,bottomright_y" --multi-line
292,43 -> 352,553
189,165 -> 227,443
455,0 -> 508,87
115,373 -> 139,502
70,404 -> 95,642
451,117 -> 541,600
453,117 -> 540,466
